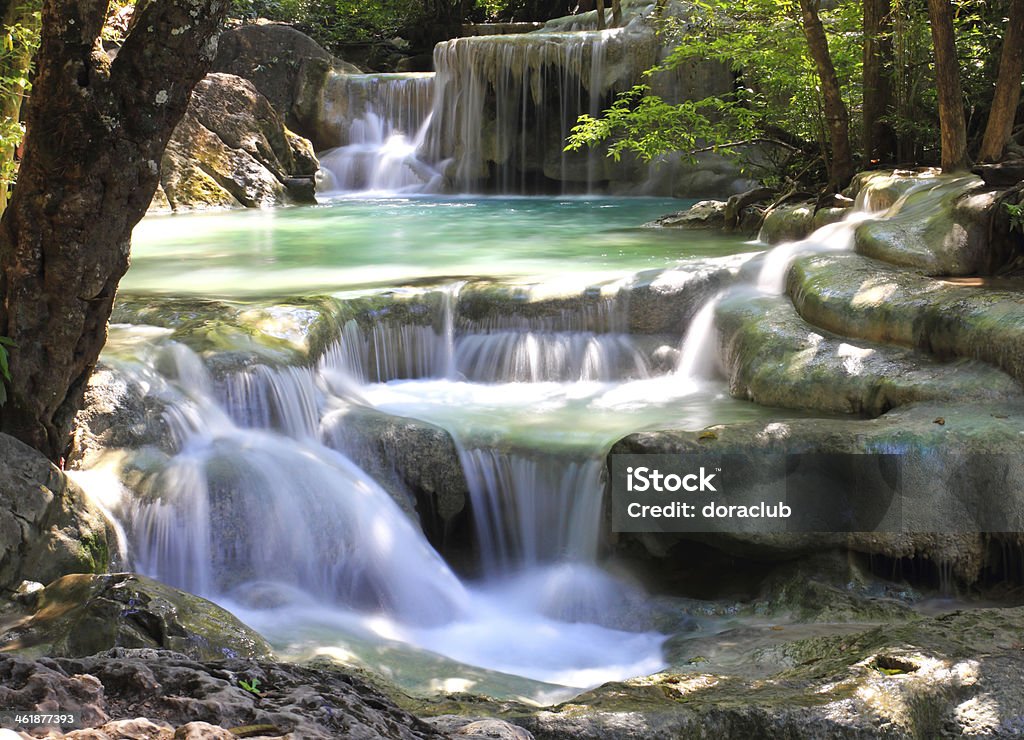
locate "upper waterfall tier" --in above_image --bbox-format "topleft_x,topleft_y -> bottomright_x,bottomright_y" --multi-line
316,12 -> 743,196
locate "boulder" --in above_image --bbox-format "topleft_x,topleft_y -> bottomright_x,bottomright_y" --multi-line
644,200 -> 727,230
154,73 -> 319,211
322,406 -> 470,547
758,203 -> 816,244
211,23 -> 359,150
0,573 -> 274,661
0,435 -> 113,593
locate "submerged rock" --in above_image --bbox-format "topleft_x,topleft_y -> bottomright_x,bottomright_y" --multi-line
0,434 -> 113,592
0,573 -> 273,662
153,73 -> 319,211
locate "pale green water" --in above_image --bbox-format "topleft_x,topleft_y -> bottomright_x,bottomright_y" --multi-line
127,197 -> 759,297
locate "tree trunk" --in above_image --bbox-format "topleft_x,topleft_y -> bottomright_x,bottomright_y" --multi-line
0,0 -> 229,460
863,0 -> 896,164
979,0 -> 1024,162
595,0 -> 605,29
611,0 -> 621,26
797,0 -> 854,188
927,0 -> 969,171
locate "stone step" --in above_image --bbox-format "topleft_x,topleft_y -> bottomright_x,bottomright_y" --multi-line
788,252 -> 1024,385
715,292 -> 1021,417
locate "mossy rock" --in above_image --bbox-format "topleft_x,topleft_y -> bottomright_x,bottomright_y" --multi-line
1,573 -> 273,662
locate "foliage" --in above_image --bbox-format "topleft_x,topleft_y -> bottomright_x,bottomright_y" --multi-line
567,0 -> 863,188
0,2 -> 40,196
1005,202 -> 1024,234
0,337 -> 14,406
567,0 -> 1012,188
238,677 -> 262,695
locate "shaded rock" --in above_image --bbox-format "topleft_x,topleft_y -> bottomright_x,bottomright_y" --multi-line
644,200 -> 726,229
0,435 -> 113,593
715,292 -> 1020,416
610,401 -> 1024,581
507,607 -> 1024,739
0,649 -> 446,740
972,160 -> 1024,187
211,23 -> 358,150
0,573 -> 273,662
156,73 -> 319,212
788,251 -> 1024,385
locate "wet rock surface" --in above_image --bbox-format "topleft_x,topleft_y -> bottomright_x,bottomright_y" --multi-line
789,251 -> 1024,385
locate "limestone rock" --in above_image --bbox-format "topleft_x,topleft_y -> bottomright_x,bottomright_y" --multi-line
0,435 -> 113,592
788,251 -> 1024,385
715,293 -> 1020,416
611,401 -> 1024,580
758,203 -> 816,244
853,175 -> 1014,275
645,200 -> 726,230
156,73 -> 319,211
0,573 -> 274,662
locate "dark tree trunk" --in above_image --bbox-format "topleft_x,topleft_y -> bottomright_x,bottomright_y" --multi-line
927,0 -> 969,171
863,0 -> 896,164
611,0 -> 621,26
0,0 -> 230,460
797,0 -> 854,188
595,0 -> 605,29
979,0 -> 1024,162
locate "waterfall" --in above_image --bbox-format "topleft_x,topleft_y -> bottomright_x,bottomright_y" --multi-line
316,24 -> 661,195
316,73 -> 442,194
457,449 -> 606,574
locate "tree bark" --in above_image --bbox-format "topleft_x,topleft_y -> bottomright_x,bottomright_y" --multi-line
797,0 -> 854,188
863,0 -> 896,164
979,0 -> 1024,162
595,0 -> 605,29
927,0 -> 969,171
0,0 -> 230,460
611,0 -> 621,26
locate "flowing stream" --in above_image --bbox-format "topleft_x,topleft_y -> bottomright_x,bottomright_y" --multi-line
74,45 -> 974,699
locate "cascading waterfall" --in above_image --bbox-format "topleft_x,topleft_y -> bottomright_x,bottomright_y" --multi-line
316,22 -> 658,194
317,73 -> 441,194
674,176 -> 970,381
